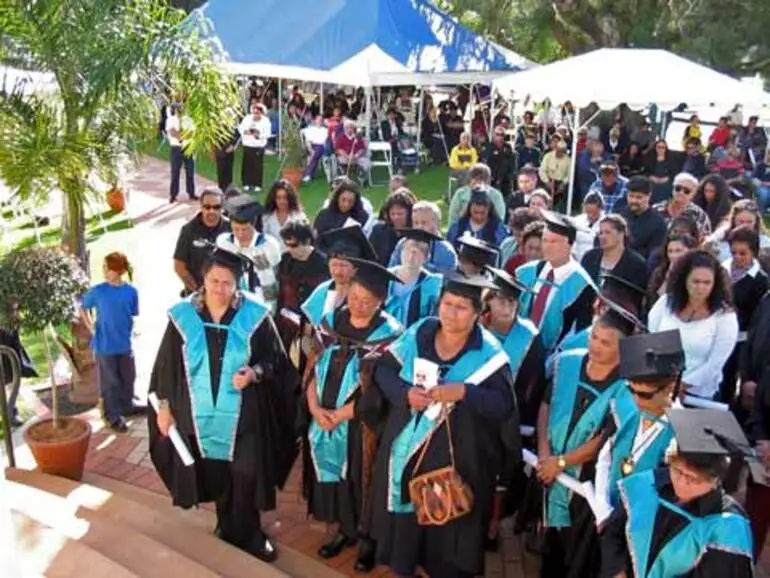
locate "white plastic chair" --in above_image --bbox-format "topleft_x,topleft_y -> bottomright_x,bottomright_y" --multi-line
367,141 -> 393,187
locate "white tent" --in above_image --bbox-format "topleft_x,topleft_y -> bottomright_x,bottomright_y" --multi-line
493,48 -> 770,110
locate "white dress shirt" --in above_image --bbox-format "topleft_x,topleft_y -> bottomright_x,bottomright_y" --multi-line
647,295 -> 739,398
262,210 -> 308,250
303,125 -> 328,147
165,114 -> 194,147
238,114 -> 272,148
571,212 -> 604,261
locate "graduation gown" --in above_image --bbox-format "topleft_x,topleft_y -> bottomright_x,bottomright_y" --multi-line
147,292 -> 299,511
302,307 -> 402,538
368,318 -> 520,577
600,468 -> 754,578
384,268 -> 442,329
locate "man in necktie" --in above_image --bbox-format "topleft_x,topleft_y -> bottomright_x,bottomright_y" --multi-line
515,210 -> 595,354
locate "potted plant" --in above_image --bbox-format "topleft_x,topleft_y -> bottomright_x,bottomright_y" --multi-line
280,115 -> 305,189
0,246 -> 92,480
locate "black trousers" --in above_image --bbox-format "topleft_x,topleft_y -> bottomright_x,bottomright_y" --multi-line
169,146 -> 196,199
242,146 -> 265,190
215,468 -> 265,549
216,151 -> 235,192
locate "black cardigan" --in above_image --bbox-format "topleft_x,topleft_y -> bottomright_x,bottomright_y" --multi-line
580,247 -> 649,310
726,259 -> 768,331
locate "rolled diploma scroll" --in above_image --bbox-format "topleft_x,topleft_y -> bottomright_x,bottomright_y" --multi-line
521,448 -> 607,520
681,395 -> 729,411
148,392 -> 195,467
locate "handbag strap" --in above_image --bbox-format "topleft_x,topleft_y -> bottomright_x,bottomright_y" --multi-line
412,403 -> 457,475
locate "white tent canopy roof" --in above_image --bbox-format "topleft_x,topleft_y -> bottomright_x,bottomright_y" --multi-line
493,48 -> 770,110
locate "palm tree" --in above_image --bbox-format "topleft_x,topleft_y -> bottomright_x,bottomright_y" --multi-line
0,0 -> 240,261
0,0 -> 240,402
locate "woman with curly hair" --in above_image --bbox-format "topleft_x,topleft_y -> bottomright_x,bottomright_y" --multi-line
368,189 -> 414,266
648,249 -> 738,399
261,179 -> 307,249
647,232 -> 697,304
314,179 -> 371,251
692,174 -> 733,232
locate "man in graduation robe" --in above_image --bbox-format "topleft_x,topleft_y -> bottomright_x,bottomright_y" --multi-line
527,308 -> 633,578
148,248 -> 298,563
594,330 -> 685,524
368,272 -> 521,578
304,258 -> 403,572
216,192 -> 282,312
456,234 -> 499,276
516,209 -> 595,355
600,409 -> 756,577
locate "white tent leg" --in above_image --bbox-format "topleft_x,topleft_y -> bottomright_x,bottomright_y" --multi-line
319,82 -> 324,113
278,79 -> 283,154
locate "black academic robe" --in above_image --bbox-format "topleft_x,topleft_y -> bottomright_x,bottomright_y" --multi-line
301,307 -> 399,539
368,319 -> 520,577
600,469 -> 754,578
147,296 -> 299,510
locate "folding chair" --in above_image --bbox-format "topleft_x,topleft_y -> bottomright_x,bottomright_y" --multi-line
367,141 -> 393,187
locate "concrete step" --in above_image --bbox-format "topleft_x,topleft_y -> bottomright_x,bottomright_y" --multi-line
7,478 -> 222,578
83,471 -> 348,578
6,467 -> 290,578
10,509 -> 139,578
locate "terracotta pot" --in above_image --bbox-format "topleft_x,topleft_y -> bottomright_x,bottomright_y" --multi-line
281,167 -> 304,190
105,187 -> 126,212
24,417 -> 92,481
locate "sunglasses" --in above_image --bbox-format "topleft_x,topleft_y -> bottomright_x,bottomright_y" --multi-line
202,204 -> 222,211
673,185 -> 692,194
627,384 -> 660,400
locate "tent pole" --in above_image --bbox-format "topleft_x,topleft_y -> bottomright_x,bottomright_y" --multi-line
320,82 -> 324,114
278,79 -> 283,155
416,88 -> 424,156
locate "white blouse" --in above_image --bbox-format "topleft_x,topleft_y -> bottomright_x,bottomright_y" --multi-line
647,295 -> 739,399
261,210 -> 308,250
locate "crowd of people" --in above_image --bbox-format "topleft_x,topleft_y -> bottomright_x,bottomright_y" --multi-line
74,89 -> 770,578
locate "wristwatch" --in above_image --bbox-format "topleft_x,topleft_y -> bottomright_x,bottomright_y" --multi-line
556,456 -> 567,470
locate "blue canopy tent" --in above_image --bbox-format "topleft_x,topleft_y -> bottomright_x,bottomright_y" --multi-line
192,0 -> 533,86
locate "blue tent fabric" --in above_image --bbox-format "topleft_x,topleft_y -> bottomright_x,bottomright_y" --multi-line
197,0 -> 524,77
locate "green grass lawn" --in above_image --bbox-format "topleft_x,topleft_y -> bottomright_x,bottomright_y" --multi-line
146,140 -> 453,225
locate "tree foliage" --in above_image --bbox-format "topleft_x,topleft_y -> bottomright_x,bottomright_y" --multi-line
0,0 -> 240,260
436,0 -> 770,78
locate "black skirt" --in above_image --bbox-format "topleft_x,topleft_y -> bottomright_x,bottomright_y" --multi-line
241,146 -> 264,188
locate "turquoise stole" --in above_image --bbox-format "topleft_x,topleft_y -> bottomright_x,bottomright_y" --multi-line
387,319 -> 509,513
493,316 -> 538,382
168,293 -> 268,461
384,268 -> 442,328
515,261 -> 593,353
546,349 -> 626,527
620,470 -> 753,577
559,326 -> 590,353
308,310 -> 402,483
609,386 -> 638,428
301,279 -> 337,327
607,413 -> 673,507
222,232 -> 267,292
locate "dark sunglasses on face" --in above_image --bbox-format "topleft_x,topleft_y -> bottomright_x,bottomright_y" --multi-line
674,185 -> 691,194
627,384 -> 659,400
203,204 -> 222,211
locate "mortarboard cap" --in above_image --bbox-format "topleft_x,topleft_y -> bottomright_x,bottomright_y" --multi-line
207,243 -> 249,276
346,257 -> 401,300
597,300 -> 645,336
619,330 -> 684,382
485,266 -> 531,300
443,270 -> 497,302
667,408 -> 761,481
541,210 -> 577,243
224,194 -> 262,225
320,225 -> 377,261
457,235 -> 499,267
470,187 -> 491,205
599,271 -> 647,311
398,228 -> 442,245
600,160 -> 618,172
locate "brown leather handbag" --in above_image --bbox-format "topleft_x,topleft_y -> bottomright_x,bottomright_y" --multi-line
408,406 -> 474,526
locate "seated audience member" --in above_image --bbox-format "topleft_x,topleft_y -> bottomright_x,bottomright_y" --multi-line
572,191 -> 605,261
388,201 -> 458,272
448,132 -> 478,187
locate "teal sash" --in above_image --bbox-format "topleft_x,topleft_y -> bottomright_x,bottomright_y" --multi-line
221,232 -> 267,292
308,310 -> 402,483
546,349 -> 626,527
515,261 -> 593,353
387,319 -> 509,513
607,413 -> 673,507
384,268 -> 442,328
610,386 -> 638,428
494,316 -> 538,382
559,326 -> 590,353
620,470 -> 753,577
301,279 -> 337,327
168,294 -> 268,461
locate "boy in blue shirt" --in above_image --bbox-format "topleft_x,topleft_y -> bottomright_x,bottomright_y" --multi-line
81,252 -> 139,432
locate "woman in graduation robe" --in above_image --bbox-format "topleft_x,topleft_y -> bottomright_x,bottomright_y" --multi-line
303,258 -> 403,571
385,228 -> 443,328
522,310 -> 632,578
147,249 -> 299,563
368,272 -> 521,578
600,409 -> 755,578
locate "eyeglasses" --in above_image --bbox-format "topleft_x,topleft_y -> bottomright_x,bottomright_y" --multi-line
673,185 -> 692,194
627,384 -> 659,400
669,463 -> 709,485
203,204 -> 222,211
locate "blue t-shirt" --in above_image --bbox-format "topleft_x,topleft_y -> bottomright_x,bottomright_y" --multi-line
81,282 -> 139,356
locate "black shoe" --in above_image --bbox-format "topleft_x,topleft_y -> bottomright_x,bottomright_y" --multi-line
169,196 -> 177,203
318,533 -> 356,559
248,536 -> 278,563
189,194 -> 199,201
106,417 -> 129,433
124,404 -> 147,417
354,537 -> 376,572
